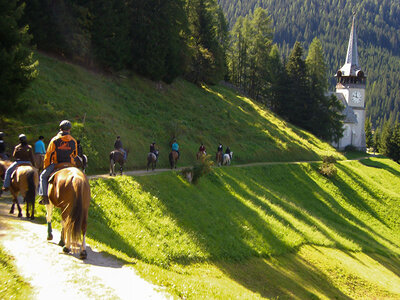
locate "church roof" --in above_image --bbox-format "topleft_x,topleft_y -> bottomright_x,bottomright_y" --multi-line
339,15 -> 362,77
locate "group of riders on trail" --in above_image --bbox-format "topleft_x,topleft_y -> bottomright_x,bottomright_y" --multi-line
0,121 -> 234,197
0,120 -> 87,204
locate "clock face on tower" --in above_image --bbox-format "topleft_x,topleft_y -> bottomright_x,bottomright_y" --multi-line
351,91 -> 362,104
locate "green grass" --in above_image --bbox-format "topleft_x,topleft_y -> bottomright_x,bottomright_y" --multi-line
0,246 -> 32,299
33,157 -> 400,298
2,52 -> 342,174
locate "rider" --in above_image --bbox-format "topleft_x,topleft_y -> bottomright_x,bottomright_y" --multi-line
114,136 -> 127,161
217,143 -> 223,154
1,134 -> 35,193
172,139 -> 180,158
34,135 -> 46,168
225,146 -> 232,159
150,142 -> 159,160
38,120 -> 78,205
199,143 -> 206,155
0,132 -> 7,160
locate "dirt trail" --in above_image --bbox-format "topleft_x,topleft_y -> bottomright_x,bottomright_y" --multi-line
0,199 -> 169,300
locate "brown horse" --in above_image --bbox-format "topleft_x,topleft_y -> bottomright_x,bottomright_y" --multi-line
196,151 -> 206,160
110,150 -> 127,176
46,166 -> 91,259
216,151 -> 223,166
169,151 -> 179,169
0,160 -> 11,180
147,152 -> 158,171
34,153 -> 45,173
9,165 -> 39,219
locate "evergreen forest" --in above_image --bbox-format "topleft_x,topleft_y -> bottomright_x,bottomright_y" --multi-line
218,0 -> 400,130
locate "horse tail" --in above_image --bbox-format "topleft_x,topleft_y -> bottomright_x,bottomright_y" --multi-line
65,177 -> 85,245
25,169 -> 36,204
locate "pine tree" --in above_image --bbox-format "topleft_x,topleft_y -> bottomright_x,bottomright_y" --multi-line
0,0 -> 38,113
365,118 -> 373,149
285,42 -> 311,129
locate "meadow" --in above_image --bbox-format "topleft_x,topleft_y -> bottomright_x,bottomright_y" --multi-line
34,157 -> 400,298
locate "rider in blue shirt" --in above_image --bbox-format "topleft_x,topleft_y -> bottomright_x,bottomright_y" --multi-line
172,140 -> 180,158
34,136 -> 46,154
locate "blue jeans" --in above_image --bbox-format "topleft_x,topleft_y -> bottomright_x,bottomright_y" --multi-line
3,161 -> 32,188
119,148 -> 127,160
39,164 -> 55,196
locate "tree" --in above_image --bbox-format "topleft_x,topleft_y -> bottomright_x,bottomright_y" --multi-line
285,42 -> 311,129
0,0 -> 38,113
185,0 -> 228,84
365,118 -> 373,149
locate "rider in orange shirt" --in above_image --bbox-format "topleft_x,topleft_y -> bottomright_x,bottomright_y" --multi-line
38,120 -> 78,204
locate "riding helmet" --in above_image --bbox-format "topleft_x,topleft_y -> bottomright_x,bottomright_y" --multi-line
59,120 -> 72,131
18,134 -> 27,142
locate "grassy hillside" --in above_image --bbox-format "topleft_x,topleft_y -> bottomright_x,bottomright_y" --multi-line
1,52 -> 341,174
35,157 -> 400,298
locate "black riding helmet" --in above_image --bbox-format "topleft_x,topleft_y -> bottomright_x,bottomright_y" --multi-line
59,120 -> 72,131
18,134 -> 27,143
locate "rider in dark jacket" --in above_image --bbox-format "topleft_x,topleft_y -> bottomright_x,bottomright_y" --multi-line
225,146 -> 232,159
149,142 -> 159,160
114,136 -> 126,160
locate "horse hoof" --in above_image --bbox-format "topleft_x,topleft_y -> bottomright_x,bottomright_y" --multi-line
47,233 -> 53,241
9,209 -> 14,214
58,240 -> 65,247
18,213 -> 22,218
63,247 -> 71,254
80,250 -> 87,260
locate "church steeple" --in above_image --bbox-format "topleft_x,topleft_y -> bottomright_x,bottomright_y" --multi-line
336,14 -> 365,84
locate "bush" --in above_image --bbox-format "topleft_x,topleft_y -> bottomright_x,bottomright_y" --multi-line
181,155 -> 213,184
322,155 -> 337,164
319,163 -> 337,178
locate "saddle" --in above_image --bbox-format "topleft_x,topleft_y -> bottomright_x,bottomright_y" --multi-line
48,163 -> 75,184
10,163 -> 33,181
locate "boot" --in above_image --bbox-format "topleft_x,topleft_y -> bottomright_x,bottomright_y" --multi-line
39,195 -> 49,205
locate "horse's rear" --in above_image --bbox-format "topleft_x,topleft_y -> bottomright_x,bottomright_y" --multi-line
147,152 -> 157,171
48,167 -> 91,259
110,150 -> 124,176
169,151 -> 178,169
216,152 -> 223,166
10,165 -> 38,219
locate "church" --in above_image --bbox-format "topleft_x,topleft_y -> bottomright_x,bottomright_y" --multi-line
332,15 -> 366,151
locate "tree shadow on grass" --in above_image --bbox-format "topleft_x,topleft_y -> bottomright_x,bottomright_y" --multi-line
360,158 -> 400,177
216,254 -> 352,299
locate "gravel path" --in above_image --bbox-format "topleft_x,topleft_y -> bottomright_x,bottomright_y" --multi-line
0,199 -> 170,300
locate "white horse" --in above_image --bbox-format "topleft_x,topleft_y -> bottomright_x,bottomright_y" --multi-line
222,152 -> 233,166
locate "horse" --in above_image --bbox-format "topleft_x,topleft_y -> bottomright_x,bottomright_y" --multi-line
222,152 -> 233,166
110,149 -> 127,176
34,153 -> 45,173
169,151 -> 179,169
9,165 -> 39,219
0,160 -> 11,180
216,151 -> 223,166
75,155 -> 88,173
197,151 -> 206,160
147,151 -> 158,171
45,166 -> 91,259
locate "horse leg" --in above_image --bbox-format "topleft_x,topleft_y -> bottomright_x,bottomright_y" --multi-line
26,201 -> 30,219
9,202 -> 15,214
58,224 -> 65,247
80,218 -> 88,259
110,159 -> 114,176
46,203 -> 54,240
120,165 -> 123,175
63,222 -> 71,254
16,202 -> 22,218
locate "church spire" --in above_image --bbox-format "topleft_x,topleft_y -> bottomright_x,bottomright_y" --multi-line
345,14 -> 359,68
339,13 -> 363,77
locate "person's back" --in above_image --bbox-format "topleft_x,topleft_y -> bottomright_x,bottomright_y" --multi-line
217,144 -> 223,153
39,120 -> 77,204
1,134 -> 35,194
14,142 -> 35,164
114,137 -> 123,150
